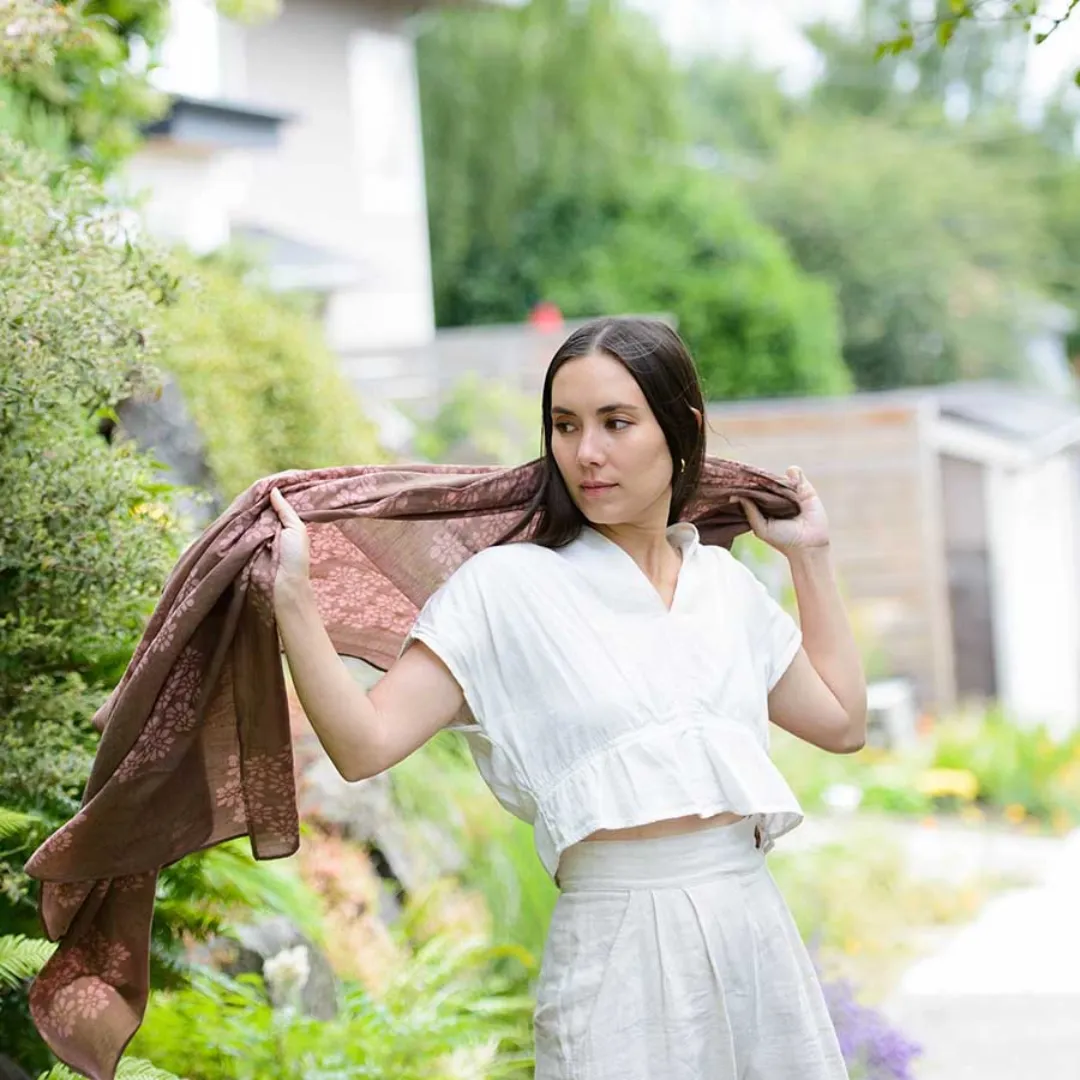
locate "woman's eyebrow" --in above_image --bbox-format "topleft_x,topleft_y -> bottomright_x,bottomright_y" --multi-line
550,403 -> 643,416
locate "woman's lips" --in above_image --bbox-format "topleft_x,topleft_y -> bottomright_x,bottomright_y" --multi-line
581,483 -> 617,498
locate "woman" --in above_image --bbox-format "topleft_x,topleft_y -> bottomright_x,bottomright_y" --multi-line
270,317 -> 866,1079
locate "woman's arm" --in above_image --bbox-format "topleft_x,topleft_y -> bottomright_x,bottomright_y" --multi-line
271,489 -> 464,782
735,467 -> 868,755
767,546 -> 867,754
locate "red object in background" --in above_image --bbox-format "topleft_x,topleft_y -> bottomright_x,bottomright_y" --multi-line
529,301 -> 564,331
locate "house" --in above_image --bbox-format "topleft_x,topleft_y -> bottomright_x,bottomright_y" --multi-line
123,0 -> 460,446
706,382 -> 1080,738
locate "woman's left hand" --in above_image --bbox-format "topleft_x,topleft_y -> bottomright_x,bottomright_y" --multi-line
735,466 -> 830,555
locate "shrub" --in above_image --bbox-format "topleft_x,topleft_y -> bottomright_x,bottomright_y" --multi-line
0,130 -> 186,1069
542,169 -> 852,401
156,249 -> 387,501
128,940 -> 535,1079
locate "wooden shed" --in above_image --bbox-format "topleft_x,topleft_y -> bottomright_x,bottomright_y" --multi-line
707,382 -> 1080,737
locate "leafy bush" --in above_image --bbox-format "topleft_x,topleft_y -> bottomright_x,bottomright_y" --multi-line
772,705 -> 1080,831
542,169 -> 852,401
409,372 -> 539,466
0,134 -> 343,1073
156,250 -> 387,500
0,131 -> 183,826
128,940 -> 535,1079
0,128 -> 185,1069
931,707 -> 1080,826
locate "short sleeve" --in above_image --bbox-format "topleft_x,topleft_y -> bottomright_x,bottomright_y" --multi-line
398,558 -> 489,732
726,552 -> 802,692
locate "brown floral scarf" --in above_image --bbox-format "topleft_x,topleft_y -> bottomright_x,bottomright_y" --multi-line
23,456 -> 799,1079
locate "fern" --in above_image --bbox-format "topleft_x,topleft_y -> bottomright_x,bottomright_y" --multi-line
0,934 -> 57,989
0,805 -> 42,842
38,1058 -> 179,1080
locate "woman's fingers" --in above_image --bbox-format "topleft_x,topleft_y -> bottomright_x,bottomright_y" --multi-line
270,487 -> 301,525
735,496 -> 766,532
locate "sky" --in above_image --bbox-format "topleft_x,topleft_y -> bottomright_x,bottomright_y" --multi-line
626,0 -> 1080,106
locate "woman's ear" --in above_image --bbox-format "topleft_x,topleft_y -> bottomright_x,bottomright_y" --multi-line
690,405 -> 703,431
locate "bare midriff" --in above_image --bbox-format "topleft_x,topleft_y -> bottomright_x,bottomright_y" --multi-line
582,810 -> 747,842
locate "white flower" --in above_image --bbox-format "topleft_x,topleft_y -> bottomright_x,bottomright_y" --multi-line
822,783 -> 863,813
263,944 -> 311,1000
438,1041 -> 499,1079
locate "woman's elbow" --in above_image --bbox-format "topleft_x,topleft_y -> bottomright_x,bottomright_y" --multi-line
832,709 -> 868,754
834,730 -> 866,754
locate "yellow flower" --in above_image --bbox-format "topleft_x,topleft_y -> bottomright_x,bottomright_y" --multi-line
916,767 -> 979,801
959,805 -> 985,824
1051,808 -> 1073,834
1003,803 -> 1027,824
131,501 -> 172,525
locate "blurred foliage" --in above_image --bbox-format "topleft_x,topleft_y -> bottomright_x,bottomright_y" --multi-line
818,0 -> 1031,121
40,1058 -> 179,1080
875,0 -> 1079,88
771,704 -> 1080,832
930,706 -> 1080,824
771,831 -> 1003,1002
127,935 -> 535,1079
681,0 -> 1063,392
747,113 -> 1045,389
418,0 -> 684,325
388,731 -> 558,973
409,372 -> 539,466
541,169 -> 851,399
157,250 -> 386,501
417,0 -> 1080,398
149,840 -> 329,988
0,0 -> 277,174
416,0 -> 851,400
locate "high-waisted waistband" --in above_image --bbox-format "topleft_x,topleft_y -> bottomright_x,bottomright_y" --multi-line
556,816 -> 765,892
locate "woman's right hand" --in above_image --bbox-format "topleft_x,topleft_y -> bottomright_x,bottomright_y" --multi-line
269,488 -> 311,605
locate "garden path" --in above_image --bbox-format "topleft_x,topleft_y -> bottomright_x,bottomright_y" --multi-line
854,819 -> 1080,1080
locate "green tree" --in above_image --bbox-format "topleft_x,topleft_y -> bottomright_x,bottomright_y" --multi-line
813,0 -> 1030,122
876,0 -> 1080,86
417,0 -> 851,400
417,0 -> 686,327
748,113 -> 1046,388
542,170 -> 851,400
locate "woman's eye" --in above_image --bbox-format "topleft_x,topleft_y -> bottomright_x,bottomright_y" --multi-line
553,421 -> 574,434
608,418 -> 630,431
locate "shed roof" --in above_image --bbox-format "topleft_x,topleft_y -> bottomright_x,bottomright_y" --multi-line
705,380 -> 1080,448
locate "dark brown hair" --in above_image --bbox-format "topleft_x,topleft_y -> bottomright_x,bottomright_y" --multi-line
498,316 -> 706,549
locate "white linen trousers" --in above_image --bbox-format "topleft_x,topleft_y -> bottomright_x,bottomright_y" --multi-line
532,817 -> 849,1080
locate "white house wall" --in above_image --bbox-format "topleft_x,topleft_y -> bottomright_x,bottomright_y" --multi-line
124,145 -> 254,254
986,454 -> 1080,737
234,0 -> 436,352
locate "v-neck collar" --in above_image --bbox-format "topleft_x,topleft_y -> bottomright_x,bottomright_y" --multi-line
567,521 -> 700,615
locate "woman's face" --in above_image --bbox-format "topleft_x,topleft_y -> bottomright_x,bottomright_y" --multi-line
549,351 -> 674,528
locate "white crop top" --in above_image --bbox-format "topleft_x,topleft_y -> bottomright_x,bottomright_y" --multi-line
399,521 -> 805,884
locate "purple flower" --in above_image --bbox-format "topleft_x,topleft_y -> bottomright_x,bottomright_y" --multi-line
819,972 -> 922,1080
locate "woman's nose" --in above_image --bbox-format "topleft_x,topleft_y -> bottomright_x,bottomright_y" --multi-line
576,429 -> 605,466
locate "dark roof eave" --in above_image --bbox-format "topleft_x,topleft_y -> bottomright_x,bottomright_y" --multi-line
143,94 -> 293,149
